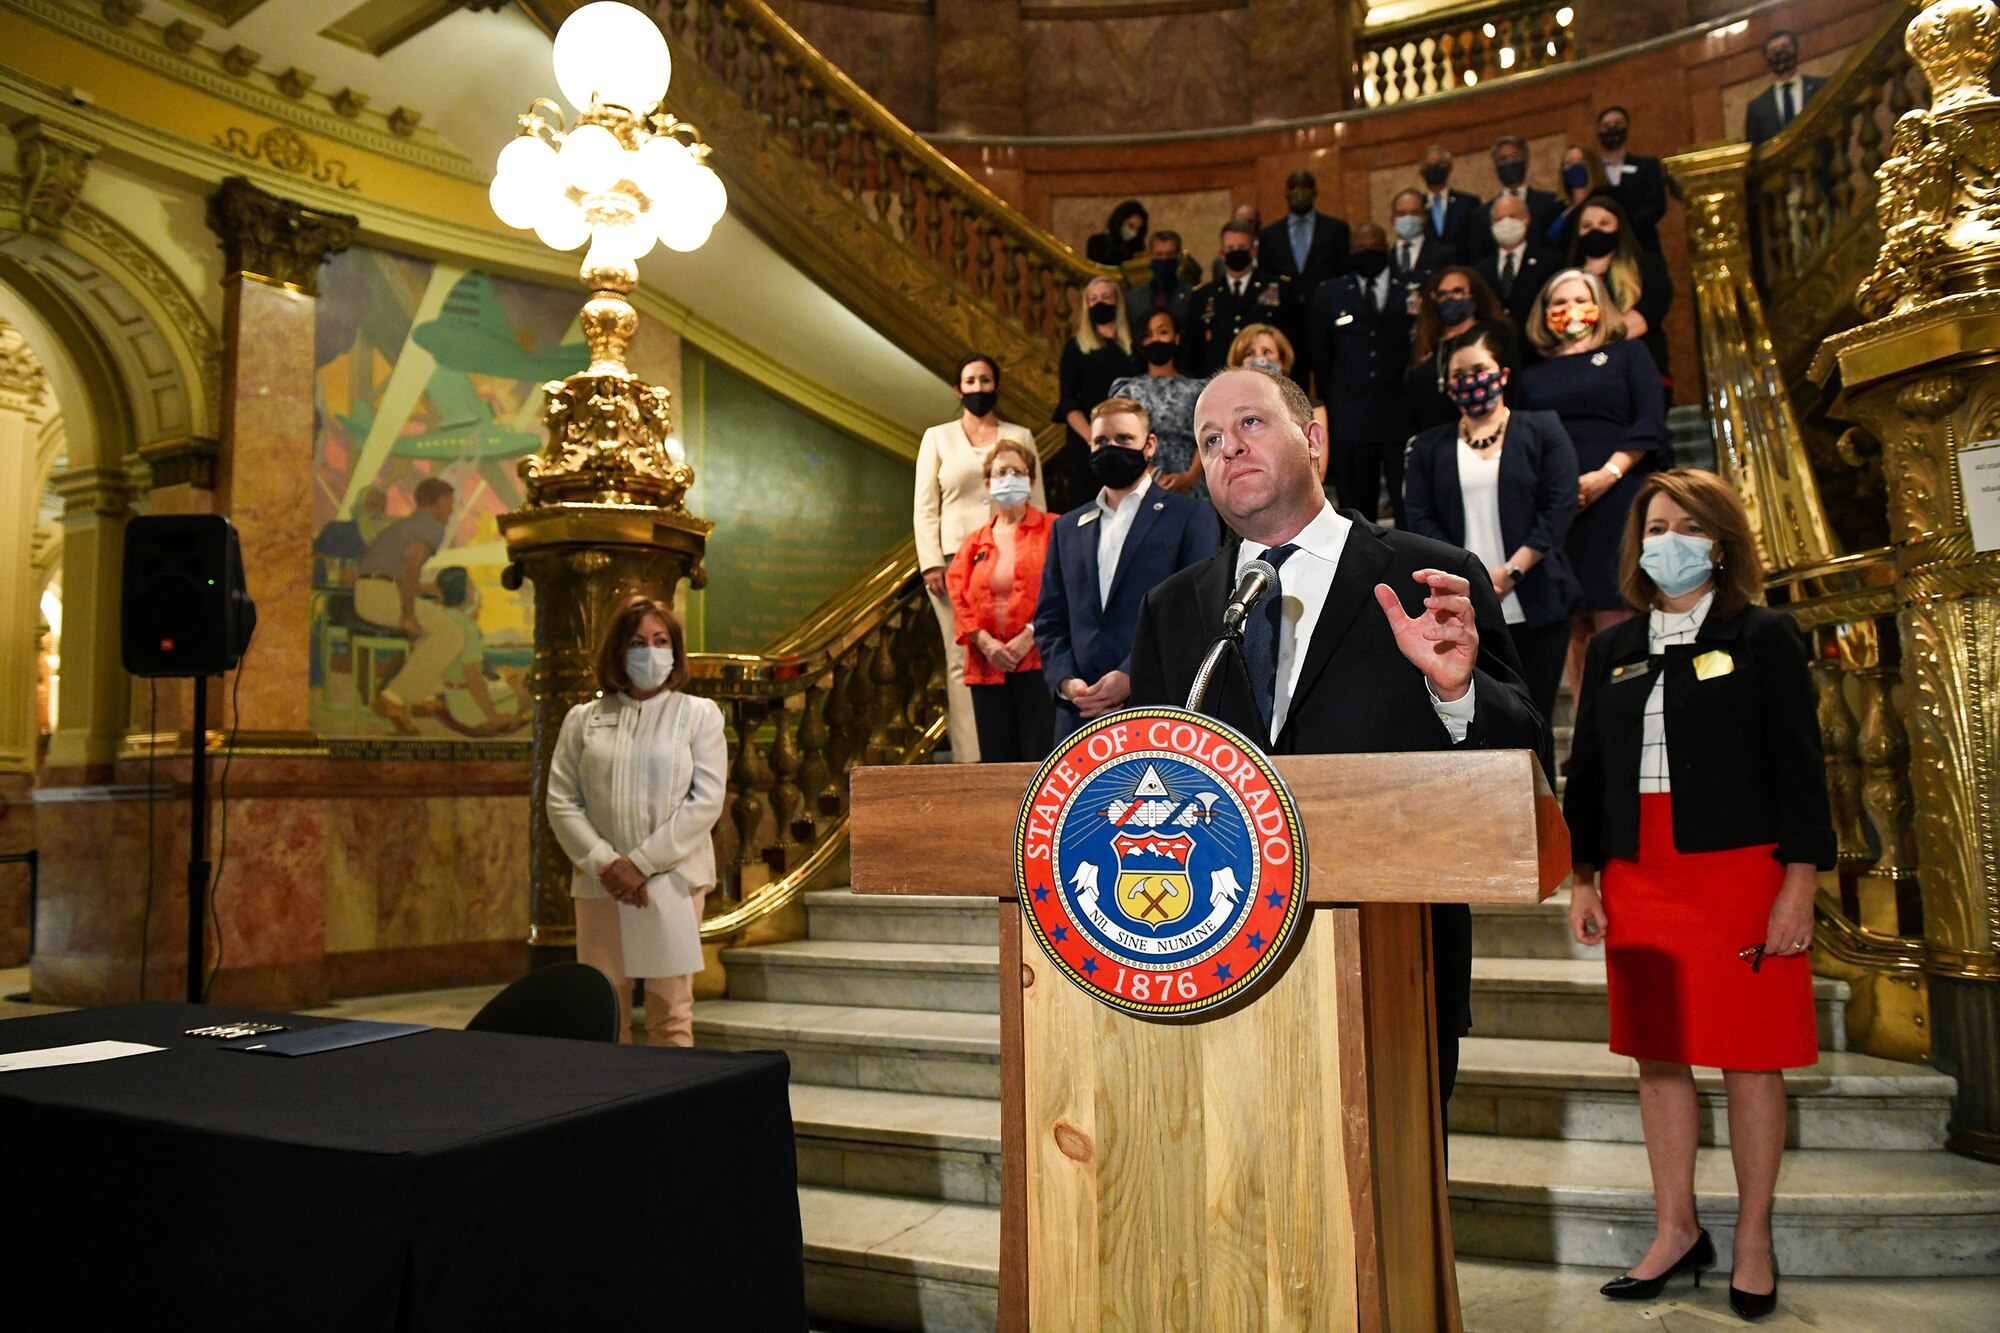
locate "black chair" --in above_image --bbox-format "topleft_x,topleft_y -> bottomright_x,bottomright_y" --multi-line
465,963 -> 622,1042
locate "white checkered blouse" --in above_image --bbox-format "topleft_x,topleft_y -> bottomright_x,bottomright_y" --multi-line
1638,590 -> 1714,793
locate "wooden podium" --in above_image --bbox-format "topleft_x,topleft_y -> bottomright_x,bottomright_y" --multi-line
851,747 -> 1567,1332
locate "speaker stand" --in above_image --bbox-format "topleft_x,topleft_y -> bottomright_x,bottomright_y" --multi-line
185,676 -> 212,1004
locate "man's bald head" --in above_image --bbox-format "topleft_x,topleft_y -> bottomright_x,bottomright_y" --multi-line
1490,192 -> 1530,224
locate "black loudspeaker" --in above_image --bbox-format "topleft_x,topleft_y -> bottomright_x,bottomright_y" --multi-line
121,514 -> 258,678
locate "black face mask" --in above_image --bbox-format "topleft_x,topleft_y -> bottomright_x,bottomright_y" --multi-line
1421,163 -> 1450,189
960,390 -> 998,418
1436,295 -> 1478,327
1089,443 -> 1150,489
1768,50 -> 1797,77
1141,339 -> 1178,366
1598,124 -> 1628,151
1351,248 -> 1389,279
1087,300 -> 1118,327
1496,160 -> 1528,188
1150,257 -> 1180,285
1223,248 -> 1254,273
1578,228 -> 1620,259
1288,191 -> 1314,215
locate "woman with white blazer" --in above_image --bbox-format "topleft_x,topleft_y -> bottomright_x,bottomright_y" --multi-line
914,352 -> 1045,763
547,597 -> 726,1045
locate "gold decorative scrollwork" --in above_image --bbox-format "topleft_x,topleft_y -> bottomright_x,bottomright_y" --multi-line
212,126 -> 362,193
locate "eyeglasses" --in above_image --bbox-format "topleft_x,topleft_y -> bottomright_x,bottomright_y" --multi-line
1737,944 -> 1767,973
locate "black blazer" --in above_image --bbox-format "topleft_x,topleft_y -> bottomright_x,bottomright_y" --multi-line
1564,604 -> 1837,870
1603,154 -> 1669,254
1475,244 -> 1567,342
1127,513 -> 1546,1037
1306,273 -> 1412,442
1746,75 -> 1828,146
1425,187 -> 1491,262
1258,212 -> 1351,301
1402,409 -> 1581,629
1034,482 -> 1220,722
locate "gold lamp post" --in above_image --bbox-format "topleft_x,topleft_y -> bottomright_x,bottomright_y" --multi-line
492,1 -> 724,958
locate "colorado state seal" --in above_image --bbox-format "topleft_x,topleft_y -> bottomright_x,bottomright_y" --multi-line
1014,707 -> 1309,1019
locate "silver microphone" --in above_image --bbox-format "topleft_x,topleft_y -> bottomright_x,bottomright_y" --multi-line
1221,559 -> 1278,634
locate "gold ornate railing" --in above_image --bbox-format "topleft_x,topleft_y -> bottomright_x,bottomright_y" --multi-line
1770,553 -> 1930,1061
1753,0 -> 1927,377
686,536 -> 947,943
1357,1 -> 1578,107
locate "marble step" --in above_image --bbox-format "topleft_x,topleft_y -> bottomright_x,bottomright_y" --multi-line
695,998 -> 1000,1098
1449,1135 -> 2000,1277
1470,957 -> 1849,1050
800,1186 -> 999,1333
1469,892 -> 1599,961
805,889 -> 999,947
792,1083 -> 1002,1205
722,940 -> 1000,1014
1451,1037 -> 1952,1149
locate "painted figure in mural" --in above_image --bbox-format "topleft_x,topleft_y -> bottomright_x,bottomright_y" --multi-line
353,476 -> 467,734
409,568 -> 532,737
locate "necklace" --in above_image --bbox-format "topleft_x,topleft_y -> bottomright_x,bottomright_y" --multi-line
1459,412 -> 1507,450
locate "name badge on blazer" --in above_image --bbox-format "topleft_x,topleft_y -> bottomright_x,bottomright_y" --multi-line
589,711 -> 619,727
1334,312 -> 1355,327
1077,509 -> 1101,527
1693,649 -> 1736,681
1608,657 -> 1654,685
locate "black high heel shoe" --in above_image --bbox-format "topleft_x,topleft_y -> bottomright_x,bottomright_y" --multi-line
1599,1228 -> 1716,1301
1729,1259 -> 1780,1321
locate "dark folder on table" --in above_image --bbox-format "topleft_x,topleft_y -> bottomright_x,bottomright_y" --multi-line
220,1020 -> 431,1056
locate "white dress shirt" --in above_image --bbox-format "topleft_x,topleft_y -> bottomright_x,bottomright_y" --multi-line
1639,590 -> 1713,793
1095,469 -> 1155,606
1773,76 -> 1805,125
1235,501 -> 1476,744
1367,267 -> 1393,310
1602,151 -> 1631,185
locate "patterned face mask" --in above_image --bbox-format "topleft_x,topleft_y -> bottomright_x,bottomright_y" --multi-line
1447,367 -> 1507,417
1550,301 -> 1601,340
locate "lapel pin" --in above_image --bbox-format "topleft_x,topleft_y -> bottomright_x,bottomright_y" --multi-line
1153,501 -> 1165,510
1591,350 -> 1610,366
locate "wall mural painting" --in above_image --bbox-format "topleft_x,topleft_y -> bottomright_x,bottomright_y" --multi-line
311,245 -> 586,744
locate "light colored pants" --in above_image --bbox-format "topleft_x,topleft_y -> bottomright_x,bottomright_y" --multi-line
574,895 -> 696,1046
927,585 -> 982,764
355,578 -> 466,708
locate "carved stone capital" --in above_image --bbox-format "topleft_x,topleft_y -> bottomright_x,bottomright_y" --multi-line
205,176 -> 356,295
0,321 -> 48,407
12,117 -> 100,236
138,436 -> 221,490
48,465 -> 130,521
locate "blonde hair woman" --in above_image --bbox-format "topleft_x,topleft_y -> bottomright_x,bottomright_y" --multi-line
546,597 -> 724,1046
1518,268 -> 1665,698
1052,276 -> 1138,510
915,353 -> 1045,763
1571,194 -> 1675,379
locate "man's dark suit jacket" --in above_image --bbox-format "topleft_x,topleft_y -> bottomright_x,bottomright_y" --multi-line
1474,243 -> 1568,344
1186,269 -> 1303,375
1425,187 -> 1491,263
1483,188 -> 1563,250
1746,75 -> 1829,146
1258,211 -> 1352,303
1125,512 -> 1546,1038
1035,481 -> 1220,739
1307,273 -> 1411,443
1603,155 -> 1669,254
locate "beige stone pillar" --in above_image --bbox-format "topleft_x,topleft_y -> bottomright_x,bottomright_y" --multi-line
0,331 -> 47,774
43,465 -> 129,778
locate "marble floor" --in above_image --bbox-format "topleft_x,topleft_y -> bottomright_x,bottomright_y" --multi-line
5,968 -> 1997,1332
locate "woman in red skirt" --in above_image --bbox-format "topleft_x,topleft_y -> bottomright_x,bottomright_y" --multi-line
1564,468 -> 1834,1322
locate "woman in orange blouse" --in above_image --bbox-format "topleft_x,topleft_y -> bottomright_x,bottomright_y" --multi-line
947,439 -> 1056,763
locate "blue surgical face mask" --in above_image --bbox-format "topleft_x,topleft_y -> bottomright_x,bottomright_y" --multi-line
626,645 -> 675,691
989,475 -> 1032,509
1639,531 -> 1715,597
1244,356 -> 1284,373
1393,215 -> 1425,242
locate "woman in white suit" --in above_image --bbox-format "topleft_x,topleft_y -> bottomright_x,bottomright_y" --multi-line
914,353 -> 1045,763
547,596 -> 725,1045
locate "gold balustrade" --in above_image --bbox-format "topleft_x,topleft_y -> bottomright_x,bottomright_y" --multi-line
1357,1 -> 1579,107
684,535 -> 947,945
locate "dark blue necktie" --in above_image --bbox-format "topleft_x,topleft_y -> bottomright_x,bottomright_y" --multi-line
1240,544 -> 1299,733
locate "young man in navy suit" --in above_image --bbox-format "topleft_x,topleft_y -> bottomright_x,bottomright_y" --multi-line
1034,397 -> 1220,742
1420,144 -> 1490,263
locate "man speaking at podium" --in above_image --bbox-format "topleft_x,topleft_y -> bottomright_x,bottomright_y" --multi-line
1126,365 -> 1545,1106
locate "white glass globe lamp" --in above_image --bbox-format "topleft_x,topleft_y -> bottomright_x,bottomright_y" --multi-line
553,2 -> 672,113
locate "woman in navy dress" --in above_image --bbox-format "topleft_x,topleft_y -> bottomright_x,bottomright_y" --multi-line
1518,268 -> 1665,698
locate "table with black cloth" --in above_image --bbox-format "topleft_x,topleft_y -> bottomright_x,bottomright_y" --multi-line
0,1002 -> 805,1331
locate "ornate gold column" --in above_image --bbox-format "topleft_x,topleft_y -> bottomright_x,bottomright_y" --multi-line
1816,0 -> 2000,1163
1666,141 -> 1840,575
499,254 -> 710,960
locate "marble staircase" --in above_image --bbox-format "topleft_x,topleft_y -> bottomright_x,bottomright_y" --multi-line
698,880 -> 2000,1331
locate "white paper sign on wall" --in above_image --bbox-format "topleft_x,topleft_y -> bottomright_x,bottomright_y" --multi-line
1958,442 -> 2000,553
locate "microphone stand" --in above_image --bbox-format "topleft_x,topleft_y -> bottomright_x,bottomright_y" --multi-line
1185,629 -> 1240,714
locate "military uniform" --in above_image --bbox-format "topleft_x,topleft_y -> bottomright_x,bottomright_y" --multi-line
1184,269 -> 1301,375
